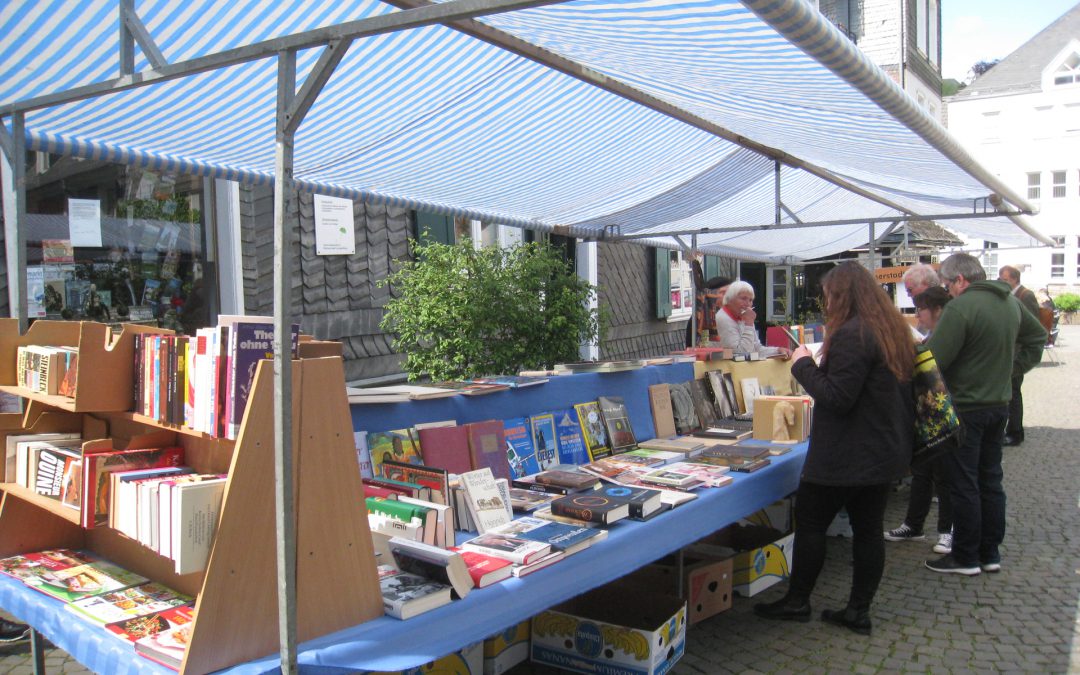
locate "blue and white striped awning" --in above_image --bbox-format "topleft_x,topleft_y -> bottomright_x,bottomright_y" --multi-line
0,0 -> 1051,262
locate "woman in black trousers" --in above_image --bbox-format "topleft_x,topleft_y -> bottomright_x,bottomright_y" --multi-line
754,261 -> 915,635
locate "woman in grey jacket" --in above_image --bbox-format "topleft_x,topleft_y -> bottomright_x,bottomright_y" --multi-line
754,261 -> 915,636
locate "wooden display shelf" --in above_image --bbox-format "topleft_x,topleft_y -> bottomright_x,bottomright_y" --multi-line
0,323 -> 383,674
0,319 -> 169,412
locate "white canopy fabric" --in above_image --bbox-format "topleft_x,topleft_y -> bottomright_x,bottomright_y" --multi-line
0,0 -> 1050,262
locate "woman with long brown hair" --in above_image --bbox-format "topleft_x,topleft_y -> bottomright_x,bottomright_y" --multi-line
754,261 -> 915,636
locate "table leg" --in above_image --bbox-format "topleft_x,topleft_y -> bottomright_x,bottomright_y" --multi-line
30,628 -> 46,675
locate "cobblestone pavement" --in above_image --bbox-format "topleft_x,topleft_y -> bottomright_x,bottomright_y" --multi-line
3,327 -> 1077,674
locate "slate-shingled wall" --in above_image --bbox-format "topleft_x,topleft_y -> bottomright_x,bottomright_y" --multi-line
597,242 -> 684,360
239,184 -> 408,382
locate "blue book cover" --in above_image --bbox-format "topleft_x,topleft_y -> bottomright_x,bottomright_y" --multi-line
503,417 -> 540,478
499,516 -> 605,552
551,408 -> 589,466
529,414 -> 559,472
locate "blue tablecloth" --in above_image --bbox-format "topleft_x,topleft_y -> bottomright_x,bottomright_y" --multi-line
0,442 -> 807,674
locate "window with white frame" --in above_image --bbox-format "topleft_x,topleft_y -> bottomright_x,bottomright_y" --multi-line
1053,51 -> 1080,86
1027,172 -> 1041,199
981,110 -> 1001,143
668,250 -> 693,319
1052,235 -> 1066,247
1076,253 -> 1080,279
915,0 -> 928,57
766,266 -> 790,321
1051,252 -> 1065,278
1053,171 -> 1067,198
981,241 -> 998,273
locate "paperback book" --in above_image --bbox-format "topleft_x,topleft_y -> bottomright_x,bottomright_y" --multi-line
66,582 -> 192,625
23,560 -> 148,603
503,417 -> 540,478
367,428 -> 423,480
491,516 -> 608,556
529,413 -> 560,472
458,468 -> 513,533
451,549 -> 514,588
104,602 -> 195,644
388,536 -> 472,599
552,408 -> 589,466
378,565 -> 453,620
597,396 -> 637,454
574,401 -> 609,460
459,532 -> 551,565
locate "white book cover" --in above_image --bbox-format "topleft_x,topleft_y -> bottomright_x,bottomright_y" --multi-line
458,468 -> 512,534
171,478 -> 227,575
459,532 -> 551,565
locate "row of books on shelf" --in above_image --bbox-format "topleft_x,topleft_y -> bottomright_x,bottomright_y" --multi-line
132,315 -> 299,438
15,344 -> 79,396
0,549 -> 194,669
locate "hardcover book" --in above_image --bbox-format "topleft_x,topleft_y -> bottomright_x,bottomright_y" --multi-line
81,445 -> 185,529
23,560 -> 148,603
170,476 -> 227,575
458,468 -> 513,534
459,532 -> 551,565
688,379 -> 721,430
549,493 -> 631,525
595,485 -> 663,519
620,448 -> 682,466
532,469 -> 600,491
5,432 -> 80,485
597,396 -> 637,453
66,582 -> 192,625
219,317 -> 300,440
574,401 -> 609,460
492,516 -> 608,555
132,608 -> 197,667
381,460 -> 450,506
104,602 -> 195,644
635,437 -> 705,455
367,428 -> 423,480
465,419 -> 511,482
0,549 -> 97,582
647,383 -> 677,439
508,487 -> 558,512
509,550 -> 566,577
469,374 -> 549,388
529,413 -> 560,472
416,424 -> 472,476
377,566 -> 453,620
552,408 -> 589,466
638,468 -> 701,489
452,549 -> 514,588
388,536 -> 472,599
664,460 -> 733,488
503,417 -> 539,478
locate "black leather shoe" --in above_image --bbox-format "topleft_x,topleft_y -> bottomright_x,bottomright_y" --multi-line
753,596 -> 811,622
1003,434 -> 1023,447
821,607 -> 872,636
0,618 -> 30,643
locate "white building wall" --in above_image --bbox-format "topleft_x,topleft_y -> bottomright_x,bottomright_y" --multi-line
948,81 -> 1080,293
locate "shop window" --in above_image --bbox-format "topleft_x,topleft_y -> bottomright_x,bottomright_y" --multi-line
981,241 -> 998,273
24,164 -> 211,334
766,266 -> 790,321
654,249 -> 721,321
1051,253 -> 1064,278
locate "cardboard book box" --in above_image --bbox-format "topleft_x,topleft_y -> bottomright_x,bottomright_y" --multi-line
484,619 -> 531,675
621,554 -> 733,625
688,524 -> 794,598
531,586 -> 686,675
737,497 -> 793,534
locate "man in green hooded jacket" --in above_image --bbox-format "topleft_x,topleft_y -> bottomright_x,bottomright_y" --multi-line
923,253 -> 1045,577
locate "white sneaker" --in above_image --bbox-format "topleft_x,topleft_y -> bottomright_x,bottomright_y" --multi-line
933,532 -> 952,554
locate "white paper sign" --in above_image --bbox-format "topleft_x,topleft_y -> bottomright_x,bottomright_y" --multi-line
313,194 -> 355,255
27,265 -> 46,318
68,198 -> 102,247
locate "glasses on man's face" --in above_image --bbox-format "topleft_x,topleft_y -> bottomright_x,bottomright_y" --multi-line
942,278 -> 954,291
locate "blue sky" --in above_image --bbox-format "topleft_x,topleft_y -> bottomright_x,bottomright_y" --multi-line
942,0 -> 1079,80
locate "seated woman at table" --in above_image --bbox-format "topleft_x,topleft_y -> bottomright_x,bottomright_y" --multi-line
715,281 -> 789,357
753,261 -> 915,636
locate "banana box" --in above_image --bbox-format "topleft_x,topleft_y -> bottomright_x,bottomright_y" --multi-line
530,586 -> 686,675
618,555 -> 733,625
362,640 -> 482,675
483,620 -> 530,675
689,525 -> 794,597
737,498 -> 793,533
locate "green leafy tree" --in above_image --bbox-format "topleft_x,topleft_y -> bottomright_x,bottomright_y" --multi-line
379,239 -> 603,381
1054,293 -> 1080,313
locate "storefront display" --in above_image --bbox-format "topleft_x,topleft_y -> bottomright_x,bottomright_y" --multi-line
24,161 -> 211,334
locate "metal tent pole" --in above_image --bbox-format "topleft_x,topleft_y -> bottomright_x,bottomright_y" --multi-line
0,112 -> 27,330
273,49 -> 299,675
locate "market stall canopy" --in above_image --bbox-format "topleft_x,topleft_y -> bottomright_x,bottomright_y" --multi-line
0,0 -> 1053,262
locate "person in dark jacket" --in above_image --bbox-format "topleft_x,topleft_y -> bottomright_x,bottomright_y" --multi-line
754,261 -> 915,636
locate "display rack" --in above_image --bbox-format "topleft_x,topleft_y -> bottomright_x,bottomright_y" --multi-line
0,319 -> 382,674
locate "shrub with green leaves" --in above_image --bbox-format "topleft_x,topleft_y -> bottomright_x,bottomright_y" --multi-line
379,239 -> 602,381
1054,293 -> 1080,313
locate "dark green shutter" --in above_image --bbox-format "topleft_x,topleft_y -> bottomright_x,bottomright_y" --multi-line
704,255 -> 720,281
415,210 -> 455,245
655,248 -> 671,318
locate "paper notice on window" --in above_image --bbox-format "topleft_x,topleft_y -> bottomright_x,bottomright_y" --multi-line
314,194 -> 355,255
68,198 -> 102,247
27,265 -> 46,318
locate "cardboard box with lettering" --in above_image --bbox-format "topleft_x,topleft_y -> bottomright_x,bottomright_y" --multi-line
484,619 -> 530,675
531,586 -> 686,675
620,555 -> 732,625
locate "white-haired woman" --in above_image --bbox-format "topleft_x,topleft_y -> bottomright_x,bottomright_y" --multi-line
715,280 -> 764,352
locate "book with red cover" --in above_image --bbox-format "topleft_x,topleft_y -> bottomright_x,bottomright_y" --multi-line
465,420 -> 510,482
105,602 -> 195,644
417,425 -> 472,476
80,446 -> 185,529
450,548 -> 513,588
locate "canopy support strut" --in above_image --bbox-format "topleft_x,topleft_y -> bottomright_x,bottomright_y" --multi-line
0,114 -> 27,330
119,0 -> 167,73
